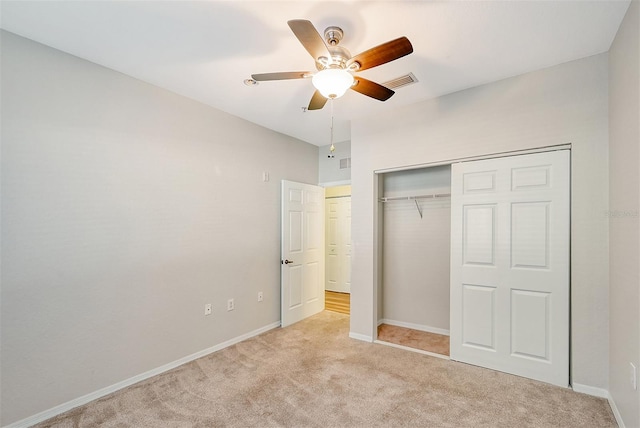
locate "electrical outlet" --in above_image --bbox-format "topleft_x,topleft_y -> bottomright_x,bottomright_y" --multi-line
227,298 -> 235,311
631,363 -> 637,390
258,292 -> 264,302
204,303 -> 212,316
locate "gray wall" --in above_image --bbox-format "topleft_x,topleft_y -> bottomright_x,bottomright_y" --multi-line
318,141 -> 351,185
381,166 -> 451,332
608,0 -> 639,426
0,31 -> 318,425
350,53 -> 610,390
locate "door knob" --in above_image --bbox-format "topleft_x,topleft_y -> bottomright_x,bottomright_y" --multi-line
283,259 -> 294,265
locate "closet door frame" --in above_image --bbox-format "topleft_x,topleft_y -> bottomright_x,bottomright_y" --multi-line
372,145 -> 572,387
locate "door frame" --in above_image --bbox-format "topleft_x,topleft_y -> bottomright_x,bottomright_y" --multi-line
281,180 -> 325,328
371,144 -> 572,384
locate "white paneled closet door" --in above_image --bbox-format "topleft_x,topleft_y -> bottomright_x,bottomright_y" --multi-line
450,150 -> 570,387
325,197 -> 351,293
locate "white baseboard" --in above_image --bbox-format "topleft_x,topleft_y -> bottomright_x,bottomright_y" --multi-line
374,339 -> 450,361
349,332 -> 373,342
607,392 -> 626,428
571,383 -> 609,398
572,384 -> 625,428
379,318 -> 450,336
4,321 -> 281,428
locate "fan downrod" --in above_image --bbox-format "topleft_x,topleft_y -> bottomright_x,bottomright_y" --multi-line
324,26 -> 344,46
316,26 -> 352,71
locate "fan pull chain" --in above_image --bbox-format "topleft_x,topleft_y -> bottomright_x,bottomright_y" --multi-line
329,99 -> 336,154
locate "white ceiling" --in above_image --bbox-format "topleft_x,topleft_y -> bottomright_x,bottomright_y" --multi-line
0,1 -> 630,146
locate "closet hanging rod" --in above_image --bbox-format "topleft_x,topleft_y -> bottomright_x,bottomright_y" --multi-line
378,193 -> 451,203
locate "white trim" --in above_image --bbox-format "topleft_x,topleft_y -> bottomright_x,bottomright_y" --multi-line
349,331 -> 373,342
571,384 -> 625,428
4,321 -> 281,428
379,318 -> 450,336
571,383 -> 609,398
319,180 -> 351,187
607,392 -> 626,428
374,340 -> 450,361
374,143 -> 572,174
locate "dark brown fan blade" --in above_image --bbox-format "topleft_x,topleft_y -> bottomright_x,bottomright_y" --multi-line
251,72 -> 312,81
288,20 -> 332,62
347,37 -> 413,71
308,90 -> 328,110
350,77 -> 394,101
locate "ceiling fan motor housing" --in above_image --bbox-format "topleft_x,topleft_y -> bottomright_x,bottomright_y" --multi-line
317,45 -> 352,70
315,27 -> 352,70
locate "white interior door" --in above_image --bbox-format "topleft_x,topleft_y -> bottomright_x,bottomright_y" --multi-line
325,197 -> 351,293
450,150 -> 570,387
281,180 -> 325,328
341,198 -> 352,293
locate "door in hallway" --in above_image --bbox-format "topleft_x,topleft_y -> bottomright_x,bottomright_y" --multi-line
325,196 -> 351,293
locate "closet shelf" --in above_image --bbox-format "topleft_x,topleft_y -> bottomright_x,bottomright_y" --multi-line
379,193 -> 451,219
378,193 -> 451,203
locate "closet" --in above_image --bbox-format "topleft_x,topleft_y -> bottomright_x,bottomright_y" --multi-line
378,165 -> 451,356
375,150 -> 570,387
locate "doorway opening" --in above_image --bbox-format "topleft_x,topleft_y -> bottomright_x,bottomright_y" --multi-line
324,185 -> 351,315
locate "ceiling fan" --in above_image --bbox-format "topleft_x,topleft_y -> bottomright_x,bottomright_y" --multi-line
251,20 -> 414,110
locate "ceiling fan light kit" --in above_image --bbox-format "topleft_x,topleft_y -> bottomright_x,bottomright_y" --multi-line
312,69 -> 354,99
250,19 -> 413,110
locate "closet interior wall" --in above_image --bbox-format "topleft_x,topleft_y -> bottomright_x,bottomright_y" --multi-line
380,165 -> 452,334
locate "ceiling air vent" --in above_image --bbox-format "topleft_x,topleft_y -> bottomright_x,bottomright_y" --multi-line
340,158 -> 351,169
382,72 -> 418,90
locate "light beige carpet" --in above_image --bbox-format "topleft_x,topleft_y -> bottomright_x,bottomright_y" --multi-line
378,323 -> 450,356
35,311 -> 615,427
